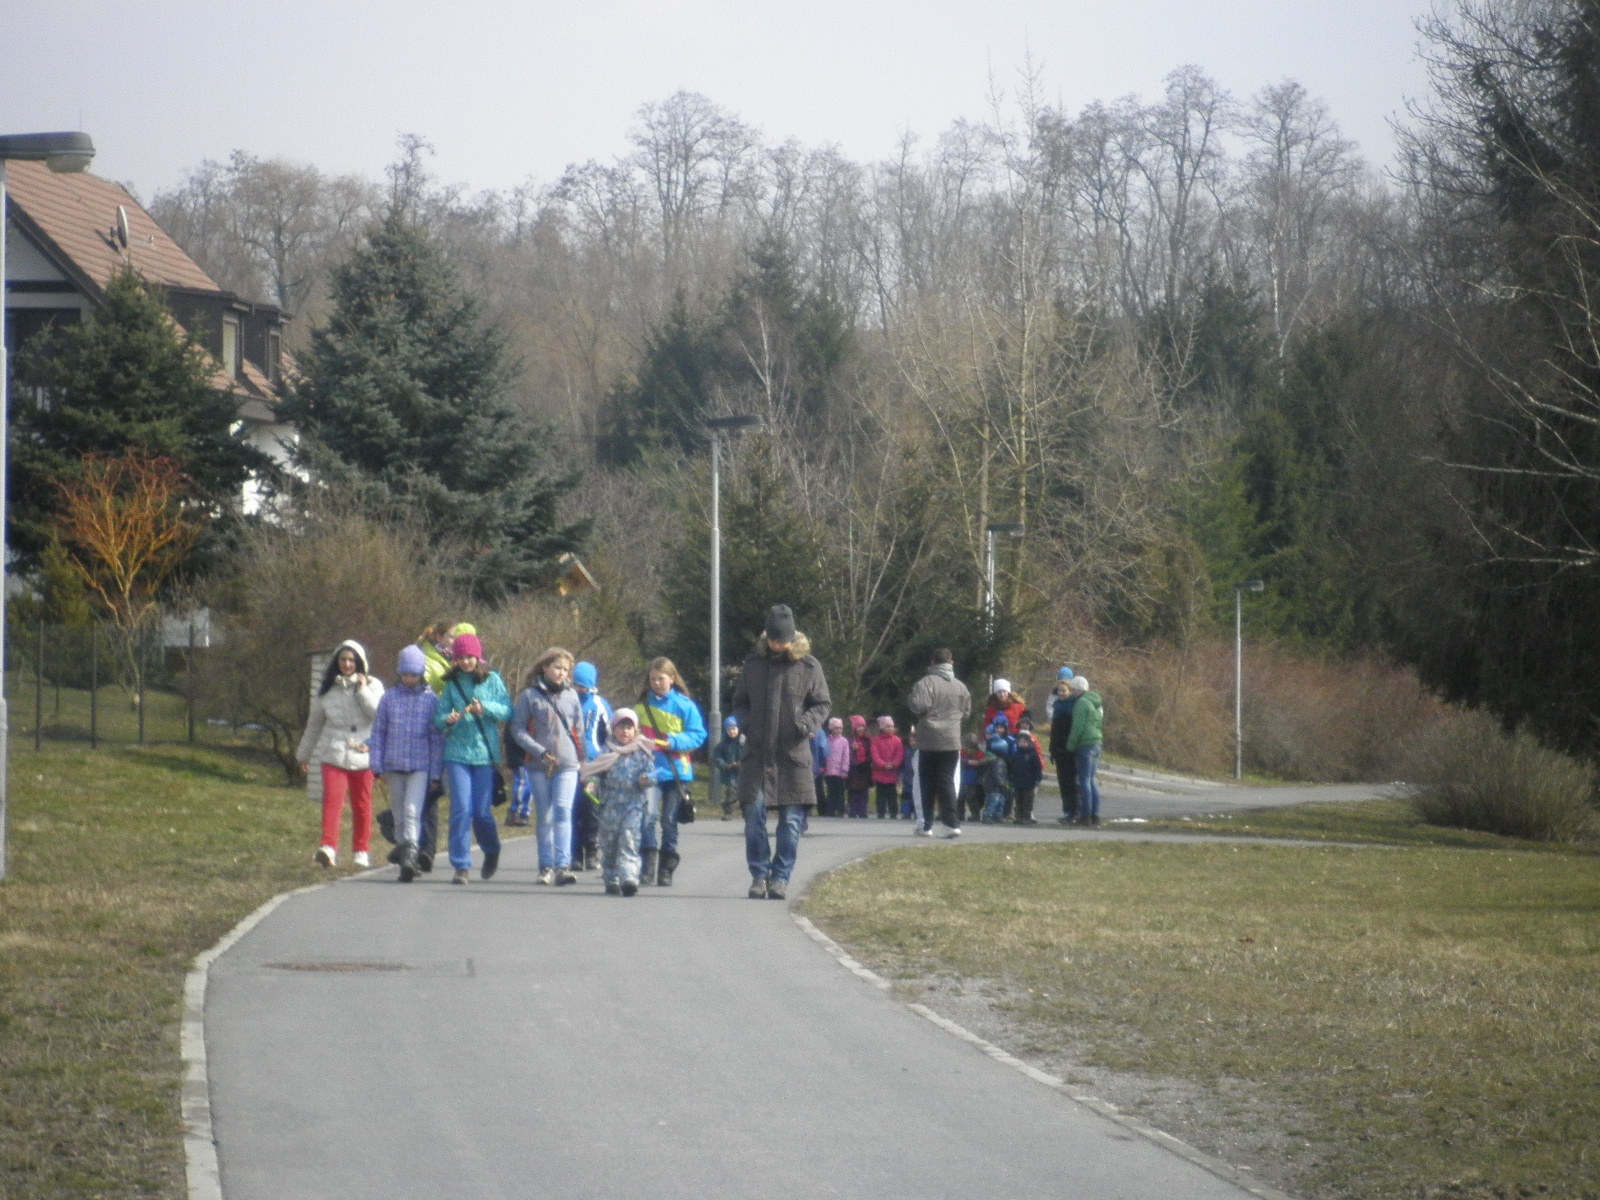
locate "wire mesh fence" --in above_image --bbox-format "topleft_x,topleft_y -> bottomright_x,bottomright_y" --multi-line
2,612 -> 274,752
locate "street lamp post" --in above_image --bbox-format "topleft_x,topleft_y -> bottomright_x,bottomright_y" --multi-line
705,414 -> 764,817
0,132 -> 96,881
1233,579 -> 1265,781
984,522 -> 1025,695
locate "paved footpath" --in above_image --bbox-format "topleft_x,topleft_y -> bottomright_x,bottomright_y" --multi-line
205,779 -> 1383,1199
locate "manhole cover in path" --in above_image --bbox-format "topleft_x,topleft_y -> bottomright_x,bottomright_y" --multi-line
265,962 -> 411,973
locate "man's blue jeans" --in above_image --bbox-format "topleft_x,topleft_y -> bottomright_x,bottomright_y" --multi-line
1076,743 -> 1102,820
528,766 -> 578,869
445,762 -> 501,870
640,777 -> 683,855
745,797 -> 805,884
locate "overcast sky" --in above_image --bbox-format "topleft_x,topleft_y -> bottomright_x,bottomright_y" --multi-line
2,1 -> 1435,200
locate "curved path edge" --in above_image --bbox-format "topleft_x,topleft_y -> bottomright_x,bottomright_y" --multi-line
791,906 -> 1302,1200
181,880 -> 333,1200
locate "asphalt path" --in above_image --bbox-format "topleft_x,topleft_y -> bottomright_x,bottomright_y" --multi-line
205,778 -> 1385,1199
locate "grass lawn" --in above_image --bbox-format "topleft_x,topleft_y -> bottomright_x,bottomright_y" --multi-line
0,741 -> 532,1199
803,838 -> 1600,1200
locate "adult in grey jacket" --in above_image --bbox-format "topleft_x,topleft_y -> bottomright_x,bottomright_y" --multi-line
907,648 -> 970,836
511,647 -> 585,884
733,604 -> 831,900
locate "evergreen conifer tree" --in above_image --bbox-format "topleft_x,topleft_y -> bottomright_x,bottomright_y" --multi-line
6,266 -> 265,571
283,213 -> 583,599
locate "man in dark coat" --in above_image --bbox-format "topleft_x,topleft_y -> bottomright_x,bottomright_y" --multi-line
733,604 -> 831,900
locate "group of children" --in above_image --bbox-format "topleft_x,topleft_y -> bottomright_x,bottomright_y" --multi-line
303,619 -> 712,893
713,679 -> 1053,828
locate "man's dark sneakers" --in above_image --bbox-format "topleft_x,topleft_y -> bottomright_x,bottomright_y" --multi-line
766,879 -> 787,900
748,880 -> 767,899
620,880 -> 639,896
481,851 -> 499,881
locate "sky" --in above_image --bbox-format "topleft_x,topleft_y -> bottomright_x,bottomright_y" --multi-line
1,0 -> 1436,201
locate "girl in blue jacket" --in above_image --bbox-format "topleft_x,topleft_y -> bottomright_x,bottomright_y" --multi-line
636,657 -> 707,888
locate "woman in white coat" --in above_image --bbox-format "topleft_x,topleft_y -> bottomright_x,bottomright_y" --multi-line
297,639 -> 385,867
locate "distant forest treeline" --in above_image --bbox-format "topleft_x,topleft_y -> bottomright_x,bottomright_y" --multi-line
147,0 -> 1600,757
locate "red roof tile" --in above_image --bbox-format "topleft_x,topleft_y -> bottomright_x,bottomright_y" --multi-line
4,158 -> 218,295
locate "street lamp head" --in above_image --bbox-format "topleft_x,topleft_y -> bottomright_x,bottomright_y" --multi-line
705,414 -> 765,432
986,522 -> 1026,536
1236,579 -> 1265,593
0,132 -> 95,173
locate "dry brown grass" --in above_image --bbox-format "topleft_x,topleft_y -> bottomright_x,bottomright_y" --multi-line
1011,634 -> 1459,782
804,839 -> 1600,1199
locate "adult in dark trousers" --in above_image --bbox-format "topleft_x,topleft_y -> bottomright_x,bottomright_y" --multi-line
907,648 -> 971,838
1066,674 -> 1104,825
1048,667 -> 1080,824
733,605 -> 831,900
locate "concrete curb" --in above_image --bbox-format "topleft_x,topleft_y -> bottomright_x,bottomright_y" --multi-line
790,912 -> 1301,1200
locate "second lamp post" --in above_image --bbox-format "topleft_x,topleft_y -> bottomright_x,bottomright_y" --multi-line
1234,579 -> 1265,780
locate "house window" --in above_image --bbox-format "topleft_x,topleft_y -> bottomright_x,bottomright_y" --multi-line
3,306 -> 79,355
221,318 -> 239,378
266,328 -> 281,387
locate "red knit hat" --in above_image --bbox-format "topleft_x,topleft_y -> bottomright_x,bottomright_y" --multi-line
452,633 -> 483,661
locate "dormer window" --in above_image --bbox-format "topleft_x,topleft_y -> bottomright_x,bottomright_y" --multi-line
221,317 -> 239,379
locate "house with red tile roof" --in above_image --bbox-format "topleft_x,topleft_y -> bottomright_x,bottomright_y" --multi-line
3,158 -> 293,512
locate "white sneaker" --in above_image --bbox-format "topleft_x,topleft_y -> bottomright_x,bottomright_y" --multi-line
316,845 -> 337,867
913,826 -> 931,837
939,825 -> 962,838
352,851 -> 370,868
537,868 -> 555,885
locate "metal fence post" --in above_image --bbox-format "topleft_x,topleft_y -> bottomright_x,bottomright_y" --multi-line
137,624 -> 146,746
34,620 -> 43,752
187,617 -> 195,745
90,621 -> 98,749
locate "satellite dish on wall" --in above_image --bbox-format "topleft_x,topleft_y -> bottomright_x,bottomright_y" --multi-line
115,205 -> 130,250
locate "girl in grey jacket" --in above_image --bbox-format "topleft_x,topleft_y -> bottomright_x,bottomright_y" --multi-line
510,646 -> 586,884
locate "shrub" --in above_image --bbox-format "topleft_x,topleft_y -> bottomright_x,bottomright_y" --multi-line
477,591 -> 643,703
1010,632 -> 1461,783
1403,711 -> 1597,842
197,506 -> 458,781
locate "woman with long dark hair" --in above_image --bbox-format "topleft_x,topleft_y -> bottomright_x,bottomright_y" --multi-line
297,640 -> 384,868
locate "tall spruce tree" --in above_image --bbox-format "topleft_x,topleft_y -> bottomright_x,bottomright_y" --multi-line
284,213 -> 583,599
1396,0 -> 1600,756
6,266 -> 264,571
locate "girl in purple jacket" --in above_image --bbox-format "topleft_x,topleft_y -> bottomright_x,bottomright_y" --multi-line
368,645 -> 444,882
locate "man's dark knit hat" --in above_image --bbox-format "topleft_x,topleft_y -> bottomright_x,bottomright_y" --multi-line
764,604 -> 797,642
